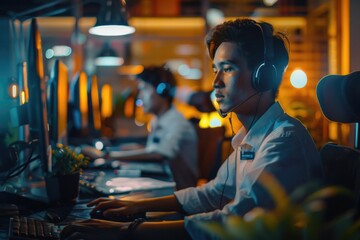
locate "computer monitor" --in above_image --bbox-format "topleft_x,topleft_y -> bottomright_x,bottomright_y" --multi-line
47,59 -> 68,147
68,71 -> 89,138
88,75 -> 101,137
100,83 -> 113,119
26,18 -> 51,174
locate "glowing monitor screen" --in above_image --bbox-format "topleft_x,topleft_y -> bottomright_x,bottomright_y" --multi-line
47,59 -> 68,147
88,75 -> 101,133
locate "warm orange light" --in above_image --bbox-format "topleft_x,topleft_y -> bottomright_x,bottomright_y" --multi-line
225,16 -> 306,28
22,62 -> 29,102
58,61 -> 68,140
101,84 -> 113,118
35,30 -> 44,79
79,71 -> 88,127
328,122 -> 338,141
91,75 -> 101,130
118,65 -> 144,75
199,113 -> 209,128
199,112 -> 223,128
124,94 -> 135,118
130,17 -> 204,29
8,83 -> 19,99
341,0 -> 350,74
20,91 -> 26,104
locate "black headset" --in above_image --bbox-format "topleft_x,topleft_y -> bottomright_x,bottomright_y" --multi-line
251,22 -> 278,92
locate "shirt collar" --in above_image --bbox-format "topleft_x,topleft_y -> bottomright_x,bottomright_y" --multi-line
231,102 -> 284,149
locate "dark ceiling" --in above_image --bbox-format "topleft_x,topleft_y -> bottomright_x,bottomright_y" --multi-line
0,0 -> 308,20
1,1 -> 110,20
0,0 -> 139,19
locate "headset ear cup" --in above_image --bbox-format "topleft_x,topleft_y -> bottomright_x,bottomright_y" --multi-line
251,64 -> 262,91
156,83 -> 169,97
252,22 -> 279,93
156,83 -> 175,98
252,63 -> 277,92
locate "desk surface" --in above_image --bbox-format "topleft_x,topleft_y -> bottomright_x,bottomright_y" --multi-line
0,161 -> 176,239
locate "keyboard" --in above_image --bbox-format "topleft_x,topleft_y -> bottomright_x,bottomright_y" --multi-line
79,179 -> 109,198
8,216 -> 62,240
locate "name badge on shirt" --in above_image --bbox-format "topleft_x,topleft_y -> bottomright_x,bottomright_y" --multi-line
240,143 -> 255,160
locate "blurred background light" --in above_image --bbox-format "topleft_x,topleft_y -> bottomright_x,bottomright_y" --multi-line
206,8 -> 224,27
45,45 -> 72,59
290,69 -> 308,88
263,0 -> 278,7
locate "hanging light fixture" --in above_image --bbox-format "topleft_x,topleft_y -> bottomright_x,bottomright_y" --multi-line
89,0 -> 135,37
95,42 -> 124,66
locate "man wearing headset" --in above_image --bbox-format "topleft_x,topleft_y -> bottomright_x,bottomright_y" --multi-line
109,66 -> 198,190
61,18 -> 323,240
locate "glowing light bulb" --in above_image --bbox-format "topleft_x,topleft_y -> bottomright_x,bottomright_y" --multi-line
290,69 -> 307,88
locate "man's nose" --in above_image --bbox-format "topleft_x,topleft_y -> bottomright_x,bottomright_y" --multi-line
212,72 -> 224,89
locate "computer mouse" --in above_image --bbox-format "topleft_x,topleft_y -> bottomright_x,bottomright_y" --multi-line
89,209 -> 107,219
90,209 -> 146,222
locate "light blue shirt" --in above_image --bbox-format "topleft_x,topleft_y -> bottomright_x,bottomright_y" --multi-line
147,106 -> 198,189
174,102 -> 323,239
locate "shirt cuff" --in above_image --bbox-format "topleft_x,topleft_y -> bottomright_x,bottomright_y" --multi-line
174,188 -> 202,214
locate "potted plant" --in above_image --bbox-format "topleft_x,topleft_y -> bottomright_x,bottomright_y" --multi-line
45,144 -> 89,204
197,172 -> 360,240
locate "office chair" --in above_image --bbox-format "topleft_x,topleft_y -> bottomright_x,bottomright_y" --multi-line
211,136 -> 233,179
316,71 -> 360,219
195,125 -> 225,185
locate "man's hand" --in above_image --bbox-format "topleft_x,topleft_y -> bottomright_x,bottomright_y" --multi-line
60,219 -> 130,240
88,198 -> 143,217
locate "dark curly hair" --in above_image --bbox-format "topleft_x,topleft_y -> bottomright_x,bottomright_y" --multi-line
205,18 -> 289,96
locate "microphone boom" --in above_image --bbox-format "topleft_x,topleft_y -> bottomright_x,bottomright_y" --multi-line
218,92 -> 259,118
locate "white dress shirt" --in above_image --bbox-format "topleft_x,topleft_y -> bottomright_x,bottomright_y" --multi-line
147,106 -> 198,189
174,102 -> 323,239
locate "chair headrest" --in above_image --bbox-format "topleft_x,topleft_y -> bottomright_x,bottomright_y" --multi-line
316,71 -> 360,123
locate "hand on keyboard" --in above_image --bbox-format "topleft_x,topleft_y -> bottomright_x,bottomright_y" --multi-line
60,219 -> 132,240
90,209 -> 146,222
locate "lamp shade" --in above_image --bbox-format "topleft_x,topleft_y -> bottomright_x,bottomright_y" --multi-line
95,43 -> 124,66
89,0 -> 135,36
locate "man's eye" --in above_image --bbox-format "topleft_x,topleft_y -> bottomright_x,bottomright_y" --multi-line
224,67 -> 233,72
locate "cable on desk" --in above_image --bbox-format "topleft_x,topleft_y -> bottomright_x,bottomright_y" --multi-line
1,140 -> 39,184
